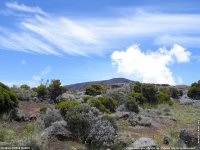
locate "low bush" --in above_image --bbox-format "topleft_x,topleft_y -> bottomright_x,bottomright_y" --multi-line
86,119 -> 117,149
85,84 -> 107,96
40,108 -> 63,128
56,100 -> 81,116
12,85 -> 37,101
64,105 -> 100,139
125,96 -> 139,113
128,92 -> 146,105
83,95 -> 92,103
0,82 -> 19,113
89,97 -> 117,113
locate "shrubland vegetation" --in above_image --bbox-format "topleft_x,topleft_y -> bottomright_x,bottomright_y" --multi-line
0,82 -> 18,113
188,80 -> 200,99
0,79 -> 199,149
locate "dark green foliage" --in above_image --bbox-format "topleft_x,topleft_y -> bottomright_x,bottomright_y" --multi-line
48,80 -> 67,101
158,89 -> 170,104
85,84 -> 107,96
141,84 -> 157,104
64,105 -> 96,138
0,82 -> 19,113
89,97 -> 117,113
132,82 -> 142,93
89,98 -> 110,113
20,84 -> 30,90
128,92 -> 146,105
36,85 -> 47,99
56,100 -> 81,116
125,96 -> 139,113
188,80 -> 200,99
169,87 -> 179,99
83,95 -> 92,103
179,90 -> 183,96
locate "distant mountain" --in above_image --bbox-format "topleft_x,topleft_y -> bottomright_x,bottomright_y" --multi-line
67,78 -> 132,91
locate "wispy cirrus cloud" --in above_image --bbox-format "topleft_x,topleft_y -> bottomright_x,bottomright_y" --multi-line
6,1 -> 47,15
0,2 -> 200,57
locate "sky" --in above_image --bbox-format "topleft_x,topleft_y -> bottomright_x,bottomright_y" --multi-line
0,0 -> 200,86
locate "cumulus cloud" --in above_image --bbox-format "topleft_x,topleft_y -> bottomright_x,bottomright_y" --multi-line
111,44 -> 191,85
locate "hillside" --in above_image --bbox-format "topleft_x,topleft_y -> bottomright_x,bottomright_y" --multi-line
67,78 -> 132,91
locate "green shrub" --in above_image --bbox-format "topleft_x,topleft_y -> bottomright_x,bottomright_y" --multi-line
36,85 -> 47,99
85,84 -> 107,96
169,87 -> 179,99
128,92 -> 146,105
141,83 -> 158,104
89,97 -> 117,113
83,95 -> 92,103
89,99 -> 110,113
56,101 -> 81,116
158,89 -> 170,104
0,130 -> 6,142
64,105 -> 99,139
187,81 -> 200,99
0,82 -> 19,113
125,96 -> 139,113
48,80 -> 67,101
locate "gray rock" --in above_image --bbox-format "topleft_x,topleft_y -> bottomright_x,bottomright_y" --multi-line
179,129 -> 198,147
132,137 -> 156,149
56,93 -> 76,103
128,114 -> 151,127
9,108 -> 28,121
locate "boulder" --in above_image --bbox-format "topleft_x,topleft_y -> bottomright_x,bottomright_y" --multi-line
179,129 -> 198,147
132,137 -> 156,149
128,114 -> 151,127
56,93 -> 76,103
9,108 -> 29,121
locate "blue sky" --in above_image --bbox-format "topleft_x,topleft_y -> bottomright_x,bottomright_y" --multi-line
0,0 -> 200,86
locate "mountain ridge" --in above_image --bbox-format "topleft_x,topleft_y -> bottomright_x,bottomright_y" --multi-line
67,78 -> 132,91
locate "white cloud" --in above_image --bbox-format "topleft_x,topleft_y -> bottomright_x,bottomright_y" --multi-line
32,66 -> 52,83
111,44 -> 191,85
21,59 -> 26,65
0,3 -> 199,56
6,2 -> 46,15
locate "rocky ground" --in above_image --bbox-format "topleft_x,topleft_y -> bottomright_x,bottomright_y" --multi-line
0,98 -> 200,150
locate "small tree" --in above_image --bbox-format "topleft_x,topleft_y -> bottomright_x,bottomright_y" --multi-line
128,92 -> 146,105
141,83 -> 158,104
48,80 -> 67,101
125,96 -> 139,113
169,87 -> 179,99
36,85 -> 47,99
85,84 -> 107,96
157,89 -> 170,104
